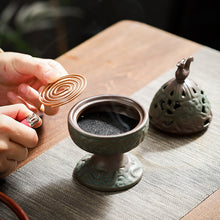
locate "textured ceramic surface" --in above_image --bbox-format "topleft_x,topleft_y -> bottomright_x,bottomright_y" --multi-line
149,57 -> 212,135
68,95 -> 148,191
69,124 -> 147,155
74,153 -> 143,191
68,95 -> 148,156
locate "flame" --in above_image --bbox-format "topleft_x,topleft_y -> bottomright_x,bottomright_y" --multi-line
40,104 -> 45,112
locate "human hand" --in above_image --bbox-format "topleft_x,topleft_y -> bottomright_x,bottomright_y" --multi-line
0,104 -> 42,178
0,52 -> 68,115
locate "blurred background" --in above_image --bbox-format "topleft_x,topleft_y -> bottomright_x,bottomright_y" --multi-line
0,0 -> 219,59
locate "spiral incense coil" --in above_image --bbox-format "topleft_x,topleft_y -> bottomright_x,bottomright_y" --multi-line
39,74 -> 87,107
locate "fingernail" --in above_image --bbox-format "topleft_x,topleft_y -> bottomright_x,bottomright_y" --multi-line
7,91 -> 16,101
44,70 -> 60,83
19,84 -> 28,94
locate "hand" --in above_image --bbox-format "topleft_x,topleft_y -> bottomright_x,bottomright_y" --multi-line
0,52 -> 68,115
0,104 -> 42,178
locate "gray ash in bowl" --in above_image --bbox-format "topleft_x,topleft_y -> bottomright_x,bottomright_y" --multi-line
77,111 -> 139,135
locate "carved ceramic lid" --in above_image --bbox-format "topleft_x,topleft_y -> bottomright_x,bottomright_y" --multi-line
149,57 -> 212,135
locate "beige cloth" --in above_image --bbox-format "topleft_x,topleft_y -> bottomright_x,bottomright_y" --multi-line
0,46 -> 219,220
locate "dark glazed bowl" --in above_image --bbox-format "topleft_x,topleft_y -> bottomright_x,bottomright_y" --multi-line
68,95 -> 148,156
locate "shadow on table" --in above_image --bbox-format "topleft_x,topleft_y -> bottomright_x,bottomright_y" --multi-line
1,165 -> 123,219
139,125 -> 207,153
1,177 -> 112,220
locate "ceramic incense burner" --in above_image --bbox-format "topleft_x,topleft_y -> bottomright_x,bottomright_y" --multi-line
68,95 -> 148,191
149,57 -> 212,135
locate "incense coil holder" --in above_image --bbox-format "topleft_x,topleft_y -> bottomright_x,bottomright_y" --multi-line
68,95 -> 148,191
39,74 -> 87,107
149,57 -> 212,135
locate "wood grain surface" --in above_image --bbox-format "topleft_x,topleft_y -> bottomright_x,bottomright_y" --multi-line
17,19 -> 218,219
1,44 -> 219,219
131,46 -> 220,220
17,20 -> 200,169
182,189 -> 220,220
9,19 -> 220,219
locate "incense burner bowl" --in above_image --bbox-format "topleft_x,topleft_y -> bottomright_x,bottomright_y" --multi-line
68,95 -> 148,191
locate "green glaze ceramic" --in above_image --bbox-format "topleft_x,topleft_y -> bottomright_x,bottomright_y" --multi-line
74,153 -> 143,191
149,57 -> 212,135
68,95 -> 148,191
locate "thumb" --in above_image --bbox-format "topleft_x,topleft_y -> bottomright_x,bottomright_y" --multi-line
0,104 -> 42,128
12,53 -> 67,84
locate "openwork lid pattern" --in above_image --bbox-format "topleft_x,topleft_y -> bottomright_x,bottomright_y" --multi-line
149,57 -> 212,135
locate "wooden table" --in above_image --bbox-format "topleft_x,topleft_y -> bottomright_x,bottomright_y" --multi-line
1,20 -> 220,219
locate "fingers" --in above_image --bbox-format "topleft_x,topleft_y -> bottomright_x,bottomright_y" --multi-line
0,158 -> 17,178
7,145 -> 28,162
0,103 -> 41,124
0,136 -> 28,161
12,54 -> 68,84
0,103 -> 42,128
8,86 -> 59,115
43,58 -> 68,77
0,104 -> 40,177
7,91 -> 38,113
3,52 -> 66,115
0,114 -> 39,148
18,84 -> 40,108
17,84 -> 59,115
0,104 -> 41,145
